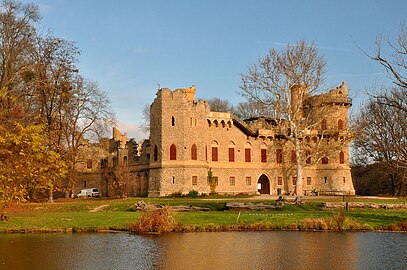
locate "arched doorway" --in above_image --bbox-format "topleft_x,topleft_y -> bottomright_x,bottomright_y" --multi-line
257,174 -> 270,194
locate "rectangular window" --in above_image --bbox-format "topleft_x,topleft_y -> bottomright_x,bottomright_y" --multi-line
276,149 -> 283,164
261,149 -> 267,163
246,177 -> 251,186
245,148 -> 251,162
230,176 -> 235,186
291,151 -> 296,164
292,176 -> 297,186
207,176 -> 218,186
192,176 -> 197,186
87,159 -> 92,169
343,177 -> 346,183
324,176 -> 327,184
229,148 -> 235,162
278,176 -> 283,186
84,181 -> 87,188
212,147 -> 218,161
307,177 -> 311,185
306,151 -> 311,164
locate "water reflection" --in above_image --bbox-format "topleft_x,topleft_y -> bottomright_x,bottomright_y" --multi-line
0,232 -> 405,270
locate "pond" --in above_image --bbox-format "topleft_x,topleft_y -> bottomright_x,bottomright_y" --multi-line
0,231 -> 406,269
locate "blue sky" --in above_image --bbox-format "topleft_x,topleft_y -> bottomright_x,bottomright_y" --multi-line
25,0 -> 406,140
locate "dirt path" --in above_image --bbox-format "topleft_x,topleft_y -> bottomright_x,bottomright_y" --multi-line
89,204 -> 109,212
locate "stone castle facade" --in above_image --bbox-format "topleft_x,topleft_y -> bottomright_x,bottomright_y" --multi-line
77,83 -> 356,197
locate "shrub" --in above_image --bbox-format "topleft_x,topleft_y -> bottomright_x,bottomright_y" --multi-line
188,190 -> 199,198
331,209 -> 347,231
130,207 -> 176,234
299,218 -> 329,230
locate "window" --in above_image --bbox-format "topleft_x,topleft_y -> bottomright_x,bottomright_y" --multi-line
229,148 -> 235,162
261,149 -> 267,163
321,119 -> 327,130
172,176 -> 175,184
230,176 -> 235,186
87,159 -> 92,169
246,177 -> 251,186
212,147 -> 218,161
343,177 -> 346,183
338,119 -> 344,130
292,176 -> 297,186
291,151 -> 296,164
245,148 -> 251,162
171,116 -> 175,126
207,176 -> 218,186
307,177 -> 311,185
277,177 -> 283,185
154,145 -> 158,161
324,176 -> 327,184
205,146 -> 208,161
123,156 -> 128,166
170,144 -> 176,160
191,144 -> 197,160
276,149 -> 283,163
322,156 -> 328,164
192,176 -> 198,185
84,181 -> 87,188
306,151 -> 311,164
339,151 -> 345,164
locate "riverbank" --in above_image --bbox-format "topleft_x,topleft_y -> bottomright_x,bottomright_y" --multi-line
1,196 -> 406,233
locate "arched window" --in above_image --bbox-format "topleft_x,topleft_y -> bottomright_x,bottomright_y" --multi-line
170,144 -> 176,160
211,141 -> 219,161
154,145 -> 158,161
322,156 -> 329,164
123,156 -> 128,166
171,116 -> 175,126
276,149 -> 283,164
338,119 -> 344,130
191,144 -> 197,160
339,151 -> 345,164
244,142 -> 252,162
321,119 -> 327,130
228,141 -> 235,162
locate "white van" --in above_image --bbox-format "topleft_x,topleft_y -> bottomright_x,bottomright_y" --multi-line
77,188 -> 100,198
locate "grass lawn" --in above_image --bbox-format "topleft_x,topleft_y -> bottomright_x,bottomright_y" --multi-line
0,196 -> 406,233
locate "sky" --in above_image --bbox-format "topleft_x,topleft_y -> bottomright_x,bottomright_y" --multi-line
21,0 -> 406,140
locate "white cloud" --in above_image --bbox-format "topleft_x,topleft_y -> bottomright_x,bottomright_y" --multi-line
117,121 -> 148,142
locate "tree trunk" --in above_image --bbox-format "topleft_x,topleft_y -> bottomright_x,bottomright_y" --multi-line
295,137 -> 303,196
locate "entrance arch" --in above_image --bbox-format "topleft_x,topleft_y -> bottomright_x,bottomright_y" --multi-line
257,174 -> 270,194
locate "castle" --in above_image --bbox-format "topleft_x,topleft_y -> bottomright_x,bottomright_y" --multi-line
77,83 -> 356,197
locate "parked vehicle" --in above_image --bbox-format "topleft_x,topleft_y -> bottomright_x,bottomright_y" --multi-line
77,188 -> 100,198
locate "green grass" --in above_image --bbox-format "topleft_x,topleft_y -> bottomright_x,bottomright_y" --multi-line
0,196 -> 406,233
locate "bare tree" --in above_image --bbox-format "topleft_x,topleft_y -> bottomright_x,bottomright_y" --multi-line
240,40 -> 351,196
234,99 -> 274,119
352,90 -> 407,195
62,77 -> 116,196
110,165 -> 134,198
207,97 -> 234,113
139,103 -> 150,135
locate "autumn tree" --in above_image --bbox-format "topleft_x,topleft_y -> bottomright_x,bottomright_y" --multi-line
240,40 -> 351,196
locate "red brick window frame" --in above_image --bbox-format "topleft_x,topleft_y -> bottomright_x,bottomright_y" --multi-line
212,147 -> 218,161
339,151 -> 345,164
170,144 -> 176,160
276,149 -> 283,164
87,159 -> 92,169
261,149 -> 267,163
229,148 -> 235,162
338,119 -> 344,130
191,144 -> 197,160
245,148 -> 251,162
